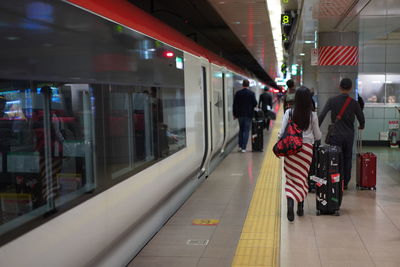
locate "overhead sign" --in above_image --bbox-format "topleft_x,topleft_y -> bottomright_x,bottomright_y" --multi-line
291,64 -> 298,75
275,78 -> 286,86
281,13 -> 292,26
311,48 -> 318,66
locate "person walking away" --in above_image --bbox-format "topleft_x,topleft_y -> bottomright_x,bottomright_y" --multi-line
318,78 -> 365,190
258,86 -> 273,130
233,79 -> 257,152
279,87 -> 321,221
283,79 -> 296,112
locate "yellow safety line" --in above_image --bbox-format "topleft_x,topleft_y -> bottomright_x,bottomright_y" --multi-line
231,109 -> 283,267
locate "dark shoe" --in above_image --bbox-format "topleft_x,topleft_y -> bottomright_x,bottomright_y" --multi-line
344,184 -> 348,190
297,201 -> 304,216
287,198 -> 294,222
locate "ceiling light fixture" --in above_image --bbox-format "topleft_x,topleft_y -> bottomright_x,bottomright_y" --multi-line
5,36 -> 20,41
266,0 -> 283,75
304,40 -> 315,44
299,53 -> 305,56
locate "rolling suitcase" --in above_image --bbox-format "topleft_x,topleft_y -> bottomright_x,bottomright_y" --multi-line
356,131 -> 377,190
251,120 -> 264,152
311,145 -> 344,216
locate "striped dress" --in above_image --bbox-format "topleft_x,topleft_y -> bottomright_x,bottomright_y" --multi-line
279,109 -> 321,202
284,143 -> 313,202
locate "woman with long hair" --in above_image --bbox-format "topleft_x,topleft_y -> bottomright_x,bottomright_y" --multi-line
278,87 -> 322,221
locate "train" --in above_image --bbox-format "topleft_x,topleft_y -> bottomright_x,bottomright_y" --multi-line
0,0 -> 273,266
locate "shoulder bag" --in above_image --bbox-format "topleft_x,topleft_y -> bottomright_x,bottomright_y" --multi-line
325,96 -> 352,144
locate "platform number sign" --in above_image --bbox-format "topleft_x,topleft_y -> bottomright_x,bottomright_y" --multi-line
281,14 -> 292,26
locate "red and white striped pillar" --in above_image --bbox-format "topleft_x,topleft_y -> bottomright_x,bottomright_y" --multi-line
318,46 -> 359,66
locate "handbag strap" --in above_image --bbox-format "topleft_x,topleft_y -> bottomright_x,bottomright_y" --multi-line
336,96 -> 352,120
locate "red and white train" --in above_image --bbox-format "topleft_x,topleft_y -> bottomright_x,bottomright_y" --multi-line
0,0 -> 271,266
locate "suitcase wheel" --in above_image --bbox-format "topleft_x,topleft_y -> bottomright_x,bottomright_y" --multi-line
316,210 -> 321,216
334,210 -> 340,216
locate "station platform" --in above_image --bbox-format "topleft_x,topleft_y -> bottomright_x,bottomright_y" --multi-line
128,111 -> 400,267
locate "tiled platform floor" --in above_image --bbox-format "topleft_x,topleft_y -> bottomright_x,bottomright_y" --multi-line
128,135 -> 400,267
128,135 -> 270,267
281,147 -> 400,267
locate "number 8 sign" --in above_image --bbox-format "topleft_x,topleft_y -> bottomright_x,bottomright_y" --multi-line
281,14 -> 292,25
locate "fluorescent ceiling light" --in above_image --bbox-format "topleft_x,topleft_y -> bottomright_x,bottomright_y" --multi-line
299,53 -> 305,56
386,81 -> 393,83
266,0 -> 283,74
304,40 -> 315,44
372,81 -> 382,83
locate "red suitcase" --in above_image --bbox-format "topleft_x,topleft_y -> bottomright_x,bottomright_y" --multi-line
356,131 -> 377,191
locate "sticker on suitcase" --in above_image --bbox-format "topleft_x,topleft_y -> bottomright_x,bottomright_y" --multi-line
310,176 -> 327,185
317,196 -> 327,206
331,197 -> 339,203
331,173 -> 340,183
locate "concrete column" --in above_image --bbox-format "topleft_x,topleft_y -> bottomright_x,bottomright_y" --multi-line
316,32 -> 358,132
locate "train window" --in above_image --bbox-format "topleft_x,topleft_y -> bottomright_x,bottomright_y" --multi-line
105,85 -> 186,180
0,81 -> 95,236
0,0 -> 185,244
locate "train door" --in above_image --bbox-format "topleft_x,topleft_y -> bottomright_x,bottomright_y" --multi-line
221,71 -> 227,152
198,58 -> 212,177
199,64 -> 210,178
210,64 -> 225,159
224,71 -> 235,146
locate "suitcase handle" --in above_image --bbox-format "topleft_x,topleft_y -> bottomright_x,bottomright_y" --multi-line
357,129 -> 363,154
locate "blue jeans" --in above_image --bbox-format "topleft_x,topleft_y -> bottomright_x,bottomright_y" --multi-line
238,117 -> 252,150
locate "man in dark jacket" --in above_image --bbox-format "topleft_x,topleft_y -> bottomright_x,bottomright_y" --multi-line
233,79 -> 257,152
258,86 -> 273,130
319,78 -> 365,189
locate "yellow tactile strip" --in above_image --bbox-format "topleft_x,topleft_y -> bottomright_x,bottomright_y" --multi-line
232,110 -> 283,267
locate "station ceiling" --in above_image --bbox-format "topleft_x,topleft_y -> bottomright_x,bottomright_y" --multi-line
128,0 -> 279,86
129,0 -> 400,86
293,0 -> 400,67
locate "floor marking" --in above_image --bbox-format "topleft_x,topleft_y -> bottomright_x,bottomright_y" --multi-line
231,109 -> 283,267
192,219 -> 220,226
231,173 -> 244,176
186,239 -> 209,246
